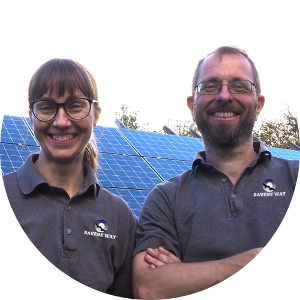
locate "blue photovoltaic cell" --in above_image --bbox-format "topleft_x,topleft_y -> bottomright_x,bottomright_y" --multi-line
0,143 -> 39,175
119,129 -> 204,160
97,153 -> 162,190
268,147 -> 300,160
104,188 -> 150,219
1,115 -> 300,218
24,116 -> 33,128
1,115 -> 38,146
93,126 -> 137,155
146,157 -> 192,181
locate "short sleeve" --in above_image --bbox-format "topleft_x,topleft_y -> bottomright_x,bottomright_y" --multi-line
134,184 -> 181,258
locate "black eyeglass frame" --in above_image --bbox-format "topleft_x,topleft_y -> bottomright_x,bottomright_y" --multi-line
193,80 -> 257,95
30,98 -> 98,122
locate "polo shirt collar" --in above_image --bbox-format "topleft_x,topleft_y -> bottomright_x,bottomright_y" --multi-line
17,154 -> 100,195
191,141 -> 271,175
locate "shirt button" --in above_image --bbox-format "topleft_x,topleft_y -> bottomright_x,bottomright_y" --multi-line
67,228 -> 72,235
221,178 -> 227,183
67,206 -> 71,211
231,193 -> 236,198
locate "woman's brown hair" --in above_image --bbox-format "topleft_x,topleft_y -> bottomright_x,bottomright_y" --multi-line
28,58 -> 101,172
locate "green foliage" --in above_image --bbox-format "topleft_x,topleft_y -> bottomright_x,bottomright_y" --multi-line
253,103 -> 299,149
115,104 -> 200,136
115,104 -> 149,131
172,120 -> 200,137
114,103 -> 299,150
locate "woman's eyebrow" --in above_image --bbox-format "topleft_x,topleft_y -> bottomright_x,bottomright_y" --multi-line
36,96 -> 55,101
36,95 -> 77,102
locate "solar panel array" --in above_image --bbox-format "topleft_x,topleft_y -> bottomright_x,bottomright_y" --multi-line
1,115 -> 300,218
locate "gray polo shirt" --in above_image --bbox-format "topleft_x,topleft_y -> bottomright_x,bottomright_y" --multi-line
3,154 -> 138,298
134,142 -> 299,262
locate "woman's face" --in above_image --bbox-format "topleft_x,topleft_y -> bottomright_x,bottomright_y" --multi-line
30,90 -> 100,166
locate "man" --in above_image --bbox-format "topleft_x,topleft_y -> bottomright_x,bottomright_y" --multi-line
132,46 -> 299,299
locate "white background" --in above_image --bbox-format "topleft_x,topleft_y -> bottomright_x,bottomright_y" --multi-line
1,1 -> 299,131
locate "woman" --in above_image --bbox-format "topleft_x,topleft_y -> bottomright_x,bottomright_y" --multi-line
3,59 -> 138,298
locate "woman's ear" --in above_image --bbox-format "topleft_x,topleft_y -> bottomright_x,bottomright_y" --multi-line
28,110 -> 34,125
93,105 -> 101,127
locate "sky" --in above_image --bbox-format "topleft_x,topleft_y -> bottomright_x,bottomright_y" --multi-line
4,0 -> 296,132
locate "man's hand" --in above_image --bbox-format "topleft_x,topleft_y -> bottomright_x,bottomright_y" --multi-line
133,247 -> 263,299
144,247 -> 181,269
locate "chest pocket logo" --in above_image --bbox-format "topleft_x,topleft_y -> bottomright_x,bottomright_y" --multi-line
95,220 -> 108,232
262,179 -> 276,192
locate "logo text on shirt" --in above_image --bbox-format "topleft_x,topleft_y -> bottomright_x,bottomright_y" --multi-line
83,230 -> 116,239
253,179 -> 286,197
83,219 -> 116,239
253,191 -> 286,197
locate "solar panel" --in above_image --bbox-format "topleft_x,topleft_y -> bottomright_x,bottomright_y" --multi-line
93,126 -> 137,155
24,116 -> 33,128
145,157 -> 192,180
104,188 -> 150,219
1,114 -> 300,219
0,143 -> 39,175
267,147 -> 300,160
1,115 -> 38,146
119,128 -> 205,160
97,153 -> 163,190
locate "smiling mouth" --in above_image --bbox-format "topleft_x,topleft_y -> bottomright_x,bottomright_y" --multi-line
212,112 -> 238,118
50,135 -> 76,142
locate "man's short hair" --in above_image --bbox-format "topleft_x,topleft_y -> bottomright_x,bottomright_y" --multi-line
192,46 -> 261,96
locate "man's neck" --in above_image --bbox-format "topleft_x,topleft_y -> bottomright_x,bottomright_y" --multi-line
205,139 -> 258,185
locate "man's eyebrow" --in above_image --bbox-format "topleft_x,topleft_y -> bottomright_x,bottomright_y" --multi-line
199,76 -> 248,83
199,76 -> 220,83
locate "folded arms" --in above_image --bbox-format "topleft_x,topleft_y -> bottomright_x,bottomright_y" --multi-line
133,247 -> 263,299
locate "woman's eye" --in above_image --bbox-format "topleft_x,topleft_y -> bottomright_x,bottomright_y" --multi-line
37,104 -> 55,111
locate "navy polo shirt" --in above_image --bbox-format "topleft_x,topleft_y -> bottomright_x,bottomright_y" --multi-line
134,142 -> 299,262
3,154 -> 138,298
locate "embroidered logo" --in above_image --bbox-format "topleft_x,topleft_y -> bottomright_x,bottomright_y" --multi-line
95,220 -> 108,232
83,219 -> 116,240
253,179 -> 286,197
262,179 -> 276,192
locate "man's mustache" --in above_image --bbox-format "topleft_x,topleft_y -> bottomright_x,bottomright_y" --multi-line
206,103 -> 244,115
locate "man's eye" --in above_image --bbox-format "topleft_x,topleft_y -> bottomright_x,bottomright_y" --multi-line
232,82 -> 244,88
202,83 -> 218,91
230,81 -> 250,92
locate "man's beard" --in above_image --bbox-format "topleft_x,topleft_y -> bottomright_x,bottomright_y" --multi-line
194,102 -> 257,150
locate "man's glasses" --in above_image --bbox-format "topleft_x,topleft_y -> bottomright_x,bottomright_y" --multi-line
30,98 -> 98,122
194,80 -> 256,95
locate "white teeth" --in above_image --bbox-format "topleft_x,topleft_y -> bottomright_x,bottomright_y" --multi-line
214,112 -> 235,118
52,135 -> 74,141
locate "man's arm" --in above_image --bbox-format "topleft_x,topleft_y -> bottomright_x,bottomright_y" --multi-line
133,247 -> 263,300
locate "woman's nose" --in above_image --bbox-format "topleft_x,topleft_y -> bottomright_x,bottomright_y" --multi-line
53,106 -> 71,127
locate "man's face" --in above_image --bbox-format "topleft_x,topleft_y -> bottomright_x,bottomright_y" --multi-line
188,53 -> 264,149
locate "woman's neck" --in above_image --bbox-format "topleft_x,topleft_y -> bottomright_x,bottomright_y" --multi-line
34,153 -> 85,198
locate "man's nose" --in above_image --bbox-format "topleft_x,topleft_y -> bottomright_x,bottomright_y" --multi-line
216,84 -> 232,101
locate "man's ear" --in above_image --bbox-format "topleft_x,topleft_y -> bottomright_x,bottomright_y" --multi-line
255,95 -> 265,121
187,96 -> 195,122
